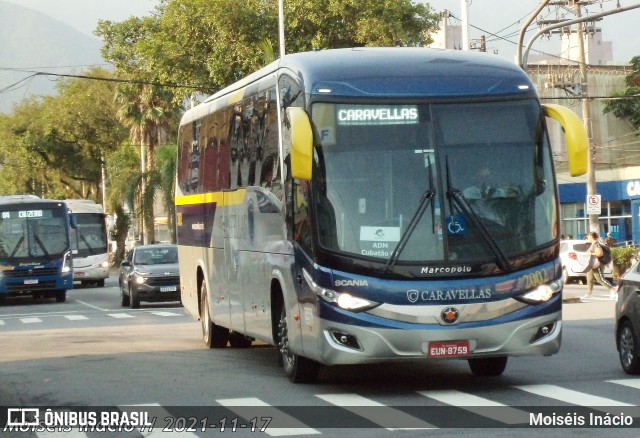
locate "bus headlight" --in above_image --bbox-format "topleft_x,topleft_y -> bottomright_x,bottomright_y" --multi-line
62,251 -> 72,273
516,279 -> 562,304
302,268 -> 379,312
99,260 -> 110,268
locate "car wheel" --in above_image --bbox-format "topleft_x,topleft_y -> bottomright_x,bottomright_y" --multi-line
121,289 -> 130,307
276,305 -> 320,383
200,282 -> 228,348
468,356 -> 508,377
618,320 -> 640,374
129,285 -> 140,309
562,268 -> 570,284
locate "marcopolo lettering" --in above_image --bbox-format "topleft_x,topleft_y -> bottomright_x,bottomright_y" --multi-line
420,266 -> 473,274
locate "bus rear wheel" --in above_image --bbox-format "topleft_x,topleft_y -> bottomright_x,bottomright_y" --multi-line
276,305 -> 319,383
468,356 -> 507,377
201,283 -> 229,348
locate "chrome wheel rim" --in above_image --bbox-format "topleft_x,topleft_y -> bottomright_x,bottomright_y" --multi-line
619,326 -> 636,369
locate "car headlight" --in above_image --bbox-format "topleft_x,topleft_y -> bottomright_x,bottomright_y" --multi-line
302,268 -> 379,312
516,278 -> 563,304
133,272 -> 147,284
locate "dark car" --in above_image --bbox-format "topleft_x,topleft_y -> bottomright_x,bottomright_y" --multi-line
615,254 -> 640,374
118,244 -> 180,308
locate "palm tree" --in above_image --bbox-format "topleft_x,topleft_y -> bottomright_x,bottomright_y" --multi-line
115,81 -> 181,243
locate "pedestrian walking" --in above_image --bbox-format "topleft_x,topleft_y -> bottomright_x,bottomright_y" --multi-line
581,231 -> 617,302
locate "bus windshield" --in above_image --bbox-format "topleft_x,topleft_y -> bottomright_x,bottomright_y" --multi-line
312,100 -> 557,264
0,207 -> 70,260
70,212 -> 108,257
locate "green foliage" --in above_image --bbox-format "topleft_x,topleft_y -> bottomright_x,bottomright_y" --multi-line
96,0 -> 439,104
603,56 -> 640,133
612,246 -> 640,278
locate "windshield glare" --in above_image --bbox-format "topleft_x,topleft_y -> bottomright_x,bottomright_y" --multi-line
311,100 -> 557,264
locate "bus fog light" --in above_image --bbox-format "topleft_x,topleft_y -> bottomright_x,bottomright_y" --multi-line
330,330 -> 362,350
532,323 -> 555,342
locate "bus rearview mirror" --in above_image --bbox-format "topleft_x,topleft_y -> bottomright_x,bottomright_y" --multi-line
542,104 -> 588,177
287,107 -> 313,181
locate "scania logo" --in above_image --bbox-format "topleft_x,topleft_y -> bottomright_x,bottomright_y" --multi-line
441,307 -> 460,324
334,280 -> 368,287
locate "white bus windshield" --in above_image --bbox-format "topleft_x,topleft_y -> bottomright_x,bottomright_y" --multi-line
70,213 -> 108,257
312,100 -> 557,264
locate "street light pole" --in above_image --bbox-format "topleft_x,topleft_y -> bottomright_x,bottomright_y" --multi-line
278,0 -> 285,58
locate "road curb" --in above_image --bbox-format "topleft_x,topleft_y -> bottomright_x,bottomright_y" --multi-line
562,296 -> 581,304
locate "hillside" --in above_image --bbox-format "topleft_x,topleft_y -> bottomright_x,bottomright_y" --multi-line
0,1 -> 104,113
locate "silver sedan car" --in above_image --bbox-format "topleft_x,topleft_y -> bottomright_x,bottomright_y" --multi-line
615,257 -> 640,374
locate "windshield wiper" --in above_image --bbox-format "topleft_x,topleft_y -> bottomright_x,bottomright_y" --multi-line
33,234 -> 50,257
445,158 -> 512,273
9,236 -> 24,261
384,155 -> 436,274
80,234 -> 97,255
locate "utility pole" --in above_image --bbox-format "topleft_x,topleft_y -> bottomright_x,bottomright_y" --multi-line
461,0 -> 470,50
572,1 -> 599,233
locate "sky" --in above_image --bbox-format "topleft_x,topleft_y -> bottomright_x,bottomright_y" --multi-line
3,0 -> 639,63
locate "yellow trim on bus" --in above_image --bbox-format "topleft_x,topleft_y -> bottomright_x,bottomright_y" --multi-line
175,189 -> 246,206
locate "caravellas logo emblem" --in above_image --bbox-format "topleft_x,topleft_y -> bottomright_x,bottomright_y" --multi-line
441,306 -> 460,324
407,290 -> 419,303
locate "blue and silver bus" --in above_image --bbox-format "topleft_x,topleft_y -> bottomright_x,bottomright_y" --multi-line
0,195 -> 74,302
176,48 -> 587,382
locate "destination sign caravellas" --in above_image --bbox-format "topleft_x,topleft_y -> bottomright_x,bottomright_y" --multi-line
337,105 -> 418,125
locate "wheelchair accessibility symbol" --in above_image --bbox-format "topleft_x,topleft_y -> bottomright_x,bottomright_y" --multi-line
446,214 -> 466,235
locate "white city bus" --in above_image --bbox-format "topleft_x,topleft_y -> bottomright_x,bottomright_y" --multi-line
65,199 -> 109,287
175,48 -> 587,382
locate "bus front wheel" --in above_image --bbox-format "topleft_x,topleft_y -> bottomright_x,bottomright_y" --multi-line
468,356 -> 507,377
276,305 -> 319,383
55,290 -> 66,303
201,283 -> 229,348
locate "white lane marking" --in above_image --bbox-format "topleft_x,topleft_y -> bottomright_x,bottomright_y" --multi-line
218,397 -> 320,436
515,384 -> 639,414
64,315 -> 89,321
21,317 -> 42,324
607,379 -> 640,390
0,320 -> 5,325
107,313 -> 135,319
317,393 -> 436,430
74,299 -> 109,311
417,390 -> 529,425
148,311 -> 181,317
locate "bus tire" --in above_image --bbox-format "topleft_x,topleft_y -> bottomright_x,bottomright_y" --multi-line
201,283 -> 228,348
277,305 -> 319,383
55,290 -> 66,303
129,286 -> 140,309
229,332 -> 253,348
468,356 -> 507,377
97,279 -> 105,287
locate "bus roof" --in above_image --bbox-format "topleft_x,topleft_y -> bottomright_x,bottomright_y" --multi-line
199,47 -> 536,107
64,199 -> 104,214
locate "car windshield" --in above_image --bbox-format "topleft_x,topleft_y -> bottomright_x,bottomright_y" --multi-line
134,247 -> 178,265
311,99 -> 557,264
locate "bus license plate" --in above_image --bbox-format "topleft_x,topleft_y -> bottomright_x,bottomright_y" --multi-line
160,286 -> 177,292
428,340 -> 470,358
74,272 -> 85,277
24,279 -> 38,285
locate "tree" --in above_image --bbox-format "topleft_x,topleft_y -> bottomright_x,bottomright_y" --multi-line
0,69 -> 127,199
97,0 -> 439,105
604,56 -> 640,134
